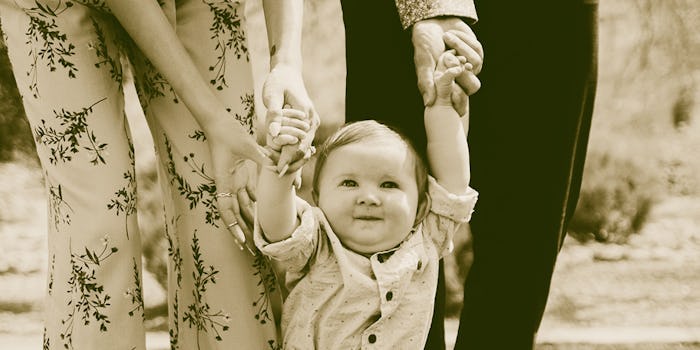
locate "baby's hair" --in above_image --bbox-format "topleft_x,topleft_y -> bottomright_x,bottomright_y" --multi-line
312,120 -> 429,210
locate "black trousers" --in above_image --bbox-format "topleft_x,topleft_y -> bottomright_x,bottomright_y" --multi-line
342,1 -> 598,349
455,1 -> 598,349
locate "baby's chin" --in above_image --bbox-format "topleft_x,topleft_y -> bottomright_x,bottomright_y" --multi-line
338,232 -> 407,256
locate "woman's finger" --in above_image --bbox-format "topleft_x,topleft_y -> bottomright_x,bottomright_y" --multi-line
236,188 -> 254,237
229,196 -> 256,255
279,116 -> 310,131
244,159 -> 257,202
277,125 -> 308,141
280,108 -> 308,121
215,192 -> 247,251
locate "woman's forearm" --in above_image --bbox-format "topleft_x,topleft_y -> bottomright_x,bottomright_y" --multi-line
105,0 -> 226,132
262,0 -> 303,69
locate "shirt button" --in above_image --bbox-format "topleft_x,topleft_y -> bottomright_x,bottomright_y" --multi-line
385,291 -> 393,301
368,334 -> 377,343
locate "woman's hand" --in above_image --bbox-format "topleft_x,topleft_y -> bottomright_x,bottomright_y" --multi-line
262,64 -> 319,174
264,108 -> 314,176
205,115 -> 270,255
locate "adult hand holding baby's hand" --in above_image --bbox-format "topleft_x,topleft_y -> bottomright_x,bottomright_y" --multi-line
262,64 -> 320,176
265,108 -> 316,177
434,51 -> 470,106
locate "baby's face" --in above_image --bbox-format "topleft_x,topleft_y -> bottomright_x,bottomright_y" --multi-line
316,139 -> 420,255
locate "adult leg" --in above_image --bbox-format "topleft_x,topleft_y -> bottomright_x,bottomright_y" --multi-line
127,1 -> 281,348
455,1 -> 598,348
341,2 -> 447,350
341,0 -> 427,157
0,3 -> 146,349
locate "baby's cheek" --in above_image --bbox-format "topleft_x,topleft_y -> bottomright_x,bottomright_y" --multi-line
392,194 -> 418,223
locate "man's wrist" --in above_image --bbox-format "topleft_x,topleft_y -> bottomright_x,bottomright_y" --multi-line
396,0 -> 477,29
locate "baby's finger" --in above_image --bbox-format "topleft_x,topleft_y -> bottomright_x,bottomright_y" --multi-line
273,134 -> 301,146
443,52 -> 462,68
436,49 -> 456,71
268,121 -> 282,137
443,65 -> 466,80
444,30 -> 484,74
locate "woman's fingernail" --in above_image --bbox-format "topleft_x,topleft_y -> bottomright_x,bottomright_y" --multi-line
278,164 -> 289,177
233,225 -> 246,244
245,244 -> 257,256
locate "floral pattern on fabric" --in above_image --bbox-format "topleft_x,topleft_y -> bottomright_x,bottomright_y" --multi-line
0,0 -> 280,349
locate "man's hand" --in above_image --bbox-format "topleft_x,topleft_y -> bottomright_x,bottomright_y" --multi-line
412,17 -> 484,115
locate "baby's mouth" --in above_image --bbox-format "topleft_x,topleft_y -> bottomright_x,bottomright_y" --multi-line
354,215 -> 382,221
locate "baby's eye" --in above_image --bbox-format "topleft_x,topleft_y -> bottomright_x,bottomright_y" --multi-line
380,181 -> 399,189
340,179 -> 357,187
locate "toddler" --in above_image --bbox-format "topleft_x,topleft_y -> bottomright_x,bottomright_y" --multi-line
255,51 -> 478,349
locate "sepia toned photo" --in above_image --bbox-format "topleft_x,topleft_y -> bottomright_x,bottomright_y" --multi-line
0,0 -> 698,349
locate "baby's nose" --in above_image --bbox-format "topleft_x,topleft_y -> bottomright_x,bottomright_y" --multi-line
356,190 -> 381,206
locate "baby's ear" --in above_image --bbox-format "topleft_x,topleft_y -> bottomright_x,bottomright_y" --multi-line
414,192 -> 431,226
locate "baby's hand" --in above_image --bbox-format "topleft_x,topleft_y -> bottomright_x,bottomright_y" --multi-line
265,108 -> 316,177
434,50 -> 471,105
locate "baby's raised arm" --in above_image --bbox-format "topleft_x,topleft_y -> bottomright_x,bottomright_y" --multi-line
424,51 -> 472,195
257,109 -> 313,242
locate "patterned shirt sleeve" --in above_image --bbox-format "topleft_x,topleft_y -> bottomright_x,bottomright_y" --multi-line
253,197 -> 321,274
395,0 -> 478,29
423,176 -> 478,257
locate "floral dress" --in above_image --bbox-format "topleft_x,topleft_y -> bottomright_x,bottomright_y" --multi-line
0,1 -> 280,349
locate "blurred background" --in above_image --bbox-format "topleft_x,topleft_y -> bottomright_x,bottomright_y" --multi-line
1,0 -> 698,348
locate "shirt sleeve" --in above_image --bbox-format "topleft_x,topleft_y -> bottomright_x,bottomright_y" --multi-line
423,176 -> 478,257
253,197 -> 322,274
395,0 -> 478,29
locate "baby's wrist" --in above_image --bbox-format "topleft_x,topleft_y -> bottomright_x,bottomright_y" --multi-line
433,96 -> 453,107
